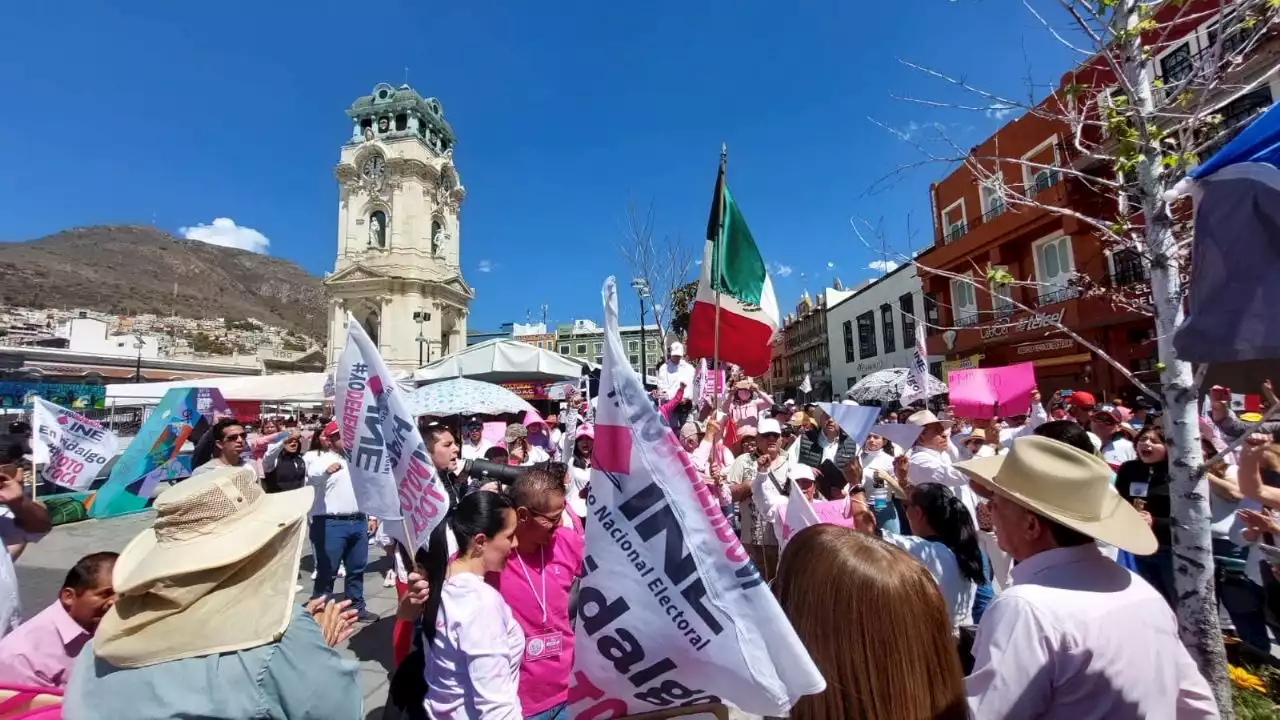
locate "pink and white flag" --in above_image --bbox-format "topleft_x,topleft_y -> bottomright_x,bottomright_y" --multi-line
335,315 -> 450,551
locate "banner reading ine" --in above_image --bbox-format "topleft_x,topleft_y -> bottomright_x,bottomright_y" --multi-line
335,314 -> 450,551
32,397 -> 119,491
570,278 -> 824,718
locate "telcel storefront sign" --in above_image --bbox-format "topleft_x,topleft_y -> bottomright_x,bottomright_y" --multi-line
979,309 -> 1066,341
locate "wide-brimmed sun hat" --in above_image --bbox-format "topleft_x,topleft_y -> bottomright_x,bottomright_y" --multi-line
905,409 -> 952,429
955,435 -> 1157,556
95,466 -> 314,667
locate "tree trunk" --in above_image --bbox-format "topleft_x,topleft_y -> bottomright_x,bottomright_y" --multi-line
1117,1 -> 1231,711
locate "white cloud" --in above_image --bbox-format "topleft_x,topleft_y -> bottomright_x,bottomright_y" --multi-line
868,260 -> 900,273
477,259 -> 493,273
985,104 -> 1017,121
179,217 -> 270,254
772,262 -> 793,278
694,259 -> 702,266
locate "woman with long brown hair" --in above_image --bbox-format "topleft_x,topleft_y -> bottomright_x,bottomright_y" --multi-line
774,524 -> 967,720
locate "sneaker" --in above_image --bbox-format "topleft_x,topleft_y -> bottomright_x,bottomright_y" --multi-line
354,609 -> 379,624
382,570 -> 396,588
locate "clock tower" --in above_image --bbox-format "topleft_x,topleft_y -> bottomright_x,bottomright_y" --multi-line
324,83 -> 474,373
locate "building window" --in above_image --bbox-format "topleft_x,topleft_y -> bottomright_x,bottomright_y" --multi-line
1158,42 -> 1194,85
575,343 -> 587,356
1199,86 -> 1273,159
899,293 -> 916,341
1208,15 -> 1260,58
924,293 -> 940,326
929,361 -> 944,380
940,199 -> 967,244
628,340 -> 638,352
950,277 -> 978,326
880,304 -> 896,354
558,343 -> 570,354
594,341 -> 603,355
989,265 -> 1014,318
1109,248 -> 1148,287
979,176 -> 1006,222
630,355 -> 639,367
856,311 -> 877,358
842,319 -> 855,362
1021,137 -> 1061,195
848,377 -> 858,389
1032,233 -> 1077,305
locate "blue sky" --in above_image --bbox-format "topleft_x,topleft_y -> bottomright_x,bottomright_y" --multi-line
0,1 -> 1079,332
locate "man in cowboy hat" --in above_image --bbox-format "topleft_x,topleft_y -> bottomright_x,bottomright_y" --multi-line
63,466 -> 362,719
900,409 -> 981,526
955,437 -> 1218,719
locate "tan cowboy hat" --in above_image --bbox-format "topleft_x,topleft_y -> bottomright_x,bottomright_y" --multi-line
964,429 -> 988,443
905,409 -> 952,429
95,466 -> 315,668
955,436 -> 1157,556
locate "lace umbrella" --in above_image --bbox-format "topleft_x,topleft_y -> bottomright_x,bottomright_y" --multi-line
844,368 -> 947,405
405,378 -> 537,418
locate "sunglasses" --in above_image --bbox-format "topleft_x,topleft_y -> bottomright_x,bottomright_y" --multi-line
221,433 -> 245,442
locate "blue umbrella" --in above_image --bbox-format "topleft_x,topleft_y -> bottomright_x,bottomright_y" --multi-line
1171,100 -> 1280,364
405,377 -> 537,418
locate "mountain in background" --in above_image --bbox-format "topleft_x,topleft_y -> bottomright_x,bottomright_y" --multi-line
0,225 -> 328,338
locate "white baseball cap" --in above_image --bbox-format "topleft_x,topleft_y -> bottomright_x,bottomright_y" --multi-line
758,418 -> 783,436
669,342 -> 685,356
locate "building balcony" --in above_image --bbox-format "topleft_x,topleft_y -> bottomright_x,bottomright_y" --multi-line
1036,286 -> 1080,307
928,172 -> 1076,272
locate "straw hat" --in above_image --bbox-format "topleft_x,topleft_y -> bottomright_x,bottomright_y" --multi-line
95,466 -> 314,667
906,409 -> 952,429
955,436 -> 1157,555
964,428 -> 988,443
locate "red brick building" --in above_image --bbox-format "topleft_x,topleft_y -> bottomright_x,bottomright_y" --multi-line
920,1 -> 1279,401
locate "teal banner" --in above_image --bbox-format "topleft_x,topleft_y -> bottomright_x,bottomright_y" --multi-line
89,387 -> 230,518
0,381 -> 106,410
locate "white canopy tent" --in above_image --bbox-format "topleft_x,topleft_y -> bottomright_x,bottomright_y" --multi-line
105,372 -> 329,406
412,339 -> 590,384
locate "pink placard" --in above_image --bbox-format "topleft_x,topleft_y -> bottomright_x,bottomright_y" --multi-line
812,500 -> 853,528
948,363 -> 1037,418
482,421 -> 507,446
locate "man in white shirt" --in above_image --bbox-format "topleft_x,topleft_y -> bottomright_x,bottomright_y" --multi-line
458,418 -> 492,462
955,436 -> 1219,719
738,418 -> 789,582
304,422 -> 377,624
655,342 -> 695,403
1091,404 -> 1137,468
902,410 -> 981,529
997,390 -> 1048,449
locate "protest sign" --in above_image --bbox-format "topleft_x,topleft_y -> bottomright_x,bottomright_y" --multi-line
948,362 -> 1037,418
900,323 -> 933,406
811,500 -> 853,528
335,315 -> 450,552
773,481 -> 820,550
815,402 -> 880,446
870,423 -> 924,451
32,398 -> 118,491
91,387 -> 229,518
571,278 -> 824,718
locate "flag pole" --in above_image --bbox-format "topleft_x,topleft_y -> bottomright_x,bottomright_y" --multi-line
713,144 -> 726,384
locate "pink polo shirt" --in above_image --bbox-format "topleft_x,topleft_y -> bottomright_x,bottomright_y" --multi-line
486,528 -> 583,715
0,601 -> 91,688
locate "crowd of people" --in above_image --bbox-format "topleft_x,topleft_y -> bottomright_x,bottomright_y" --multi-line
0,344 -> 1277,719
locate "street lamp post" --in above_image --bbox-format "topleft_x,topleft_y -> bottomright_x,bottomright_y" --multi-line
133,335 -> 144,383
413,309 -> 431,367
630,278 -> 650,379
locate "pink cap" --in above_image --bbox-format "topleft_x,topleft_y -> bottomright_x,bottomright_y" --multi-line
323,421 -> 340,437
575,424 -> 595,440
522,410 -> 547,429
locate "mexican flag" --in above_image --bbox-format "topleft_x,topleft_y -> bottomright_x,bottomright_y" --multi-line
686,154 -> 781,377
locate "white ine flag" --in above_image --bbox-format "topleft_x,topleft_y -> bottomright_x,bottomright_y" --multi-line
31,398 -> 118,491
570,278 -> 824,717
798,373 -> 812,394
773,479 -> 820,551
335,314 -> 450,551
900,321 -> 932,406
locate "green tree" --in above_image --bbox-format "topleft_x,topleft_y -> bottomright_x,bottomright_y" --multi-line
668,281 -> 698,337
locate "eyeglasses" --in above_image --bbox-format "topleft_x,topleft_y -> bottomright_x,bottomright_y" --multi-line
526,506 -> 564,526
221,433 -> 245,442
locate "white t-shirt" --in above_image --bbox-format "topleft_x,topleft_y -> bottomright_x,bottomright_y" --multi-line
568,463 -> 591,518
425,572 -> 525,719
459,440 -> 494,462
303,450 -> 360,516
882,531 -> 976,628
1100,437 -> 1137,467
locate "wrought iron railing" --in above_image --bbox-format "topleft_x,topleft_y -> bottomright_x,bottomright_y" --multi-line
954,313 -> 981,328
1036,286 -> 1080,306
945,222 -> 968,244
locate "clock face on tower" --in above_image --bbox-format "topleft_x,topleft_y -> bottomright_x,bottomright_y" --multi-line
361,155 -> 385,186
